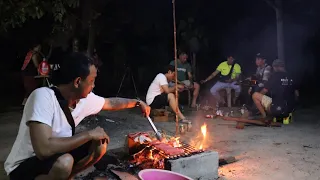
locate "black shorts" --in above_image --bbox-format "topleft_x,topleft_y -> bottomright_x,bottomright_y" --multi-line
9,141 -> 92,180
149,93 -> 168,109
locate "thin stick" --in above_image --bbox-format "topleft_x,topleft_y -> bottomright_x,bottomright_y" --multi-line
172,0 -> 179,135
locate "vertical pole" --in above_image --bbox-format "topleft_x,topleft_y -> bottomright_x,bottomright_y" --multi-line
172,0 -> 179,135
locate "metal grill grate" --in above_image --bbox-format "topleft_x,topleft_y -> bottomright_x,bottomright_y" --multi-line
150,142 -> 204,160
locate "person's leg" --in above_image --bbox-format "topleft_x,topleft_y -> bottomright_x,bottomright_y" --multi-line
35,154 -> 74,180
9,153 -> 74,180
210,81 -> 227,106
69,140 -> 107,178
229,82 -> 241,105
167,93 -> 186,120
191,82 -> 200,107
252,92 -> 272,118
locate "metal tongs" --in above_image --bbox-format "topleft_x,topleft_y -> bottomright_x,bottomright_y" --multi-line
146,116 -> 163,141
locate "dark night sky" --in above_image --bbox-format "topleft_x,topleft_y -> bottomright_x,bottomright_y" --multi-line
0,0 -> 320,101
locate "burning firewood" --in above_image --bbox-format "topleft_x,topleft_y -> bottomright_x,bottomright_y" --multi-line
126,131 -> 205,170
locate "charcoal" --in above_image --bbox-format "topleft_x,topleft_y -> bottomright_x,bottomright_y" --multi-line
94,154 -> 120,171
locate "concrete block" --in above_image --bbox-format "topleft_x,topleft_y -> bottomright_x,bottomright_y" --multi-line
166,151 -> 219,180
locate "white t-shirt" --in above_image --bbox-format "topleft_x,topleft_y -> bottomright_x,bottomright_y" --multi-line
4,87 -> 105,175
146,73 -> 168,105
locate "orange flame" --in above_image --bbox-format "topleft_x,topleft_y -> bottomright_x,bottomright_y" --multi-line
172,137 -> 181,147
201,123 -> 207,138
198,123 -> 207,150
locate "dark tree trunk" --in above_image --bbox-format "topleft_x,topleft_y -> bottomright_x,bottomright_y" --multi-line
87,21 -> 96,56
275,0 -> 285,62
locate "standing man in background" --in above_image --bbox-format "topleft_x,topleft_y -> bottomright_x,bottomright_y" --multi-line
169,52 -> 200,108
21,42 -> 42,105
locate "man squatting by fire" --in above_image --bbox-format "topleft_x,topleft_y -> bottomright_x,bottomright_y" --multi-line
4,52 -> 151,180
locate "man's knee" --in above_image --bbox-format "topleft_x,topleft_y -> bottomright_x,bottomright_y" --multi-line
210,86 -> 218,95
252,92 -> 262,100
53,154 -> 74,177
232,85 -> 241,93
167,93 -> 175,100
194,82 -> 200,90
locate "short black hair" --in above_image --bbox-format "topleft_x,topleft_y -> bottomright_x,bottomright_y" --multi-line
163,65 -> 175,73
52,52 -> 95,85
179,51 -> 187,56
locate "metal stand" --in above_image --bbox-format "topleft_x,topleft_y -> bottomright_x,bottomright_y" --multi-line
116,66 -> 139,98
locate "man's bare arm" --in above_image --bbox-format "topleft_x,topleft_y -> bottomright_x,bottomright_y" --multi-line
29,122 -> 92,160
187,72 -> 193,83
103,98 -> 139,110
204,70 -> 220,82
161,84 -> 175,94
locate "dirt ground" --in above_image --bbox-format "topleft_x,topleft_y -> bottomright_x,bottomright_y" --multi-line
1,106 -> 320,180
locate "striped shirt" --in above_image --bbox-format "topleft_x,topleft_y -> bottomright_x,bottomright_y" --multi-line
256,64 -> 272,82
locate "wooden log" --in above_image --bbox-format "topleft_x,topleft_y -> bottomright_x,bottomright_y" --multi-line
219,156 -> 237,166
222,116 -> 282,127
151,109 -> 166,116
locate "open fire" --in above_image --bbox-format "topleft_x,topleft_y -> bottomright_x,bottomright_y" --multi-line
199,123 -> 207,150
127,124 -> 208,170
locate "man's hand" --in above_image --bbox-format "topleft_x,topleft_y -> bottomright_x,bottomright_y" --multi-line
200,80 -> 207,84
139,101 -> 151,117
225,79 -> 233,83
88,126 -> 110,143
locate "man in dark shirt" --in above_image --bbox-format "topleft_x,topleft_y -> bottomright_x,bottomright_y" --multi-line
252,59 -> 299,118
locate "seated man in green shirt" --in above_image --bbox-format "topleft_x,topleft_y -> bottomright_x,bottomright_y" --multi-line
169,52 -> 200,108
201,56 -> 242,107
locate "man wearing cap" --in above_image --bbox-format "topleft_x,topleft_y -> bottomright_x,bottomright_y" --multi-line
248,53 -> 272,95
201,55 -> 242,107
252,59 -> 299,118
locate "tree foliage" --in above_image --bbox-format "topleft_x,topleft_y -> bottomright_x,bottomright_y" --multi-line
0,0 -> 79,32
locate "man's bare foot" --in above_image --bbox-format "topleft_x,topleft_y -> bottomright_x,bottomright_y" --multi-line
179,119 -> 191,123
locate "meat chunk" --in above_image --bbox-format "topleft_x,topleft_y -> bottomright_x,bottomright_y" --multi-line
152,143 -> 184,155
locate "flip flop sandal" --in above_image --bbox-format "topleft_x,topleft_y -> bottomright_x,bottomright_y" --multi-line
179,119 -> 191,124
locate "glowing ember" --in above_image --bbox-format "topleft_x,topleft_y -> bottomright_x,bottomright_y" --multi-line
128,132 -> 204,170
172,137 -> 181,147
